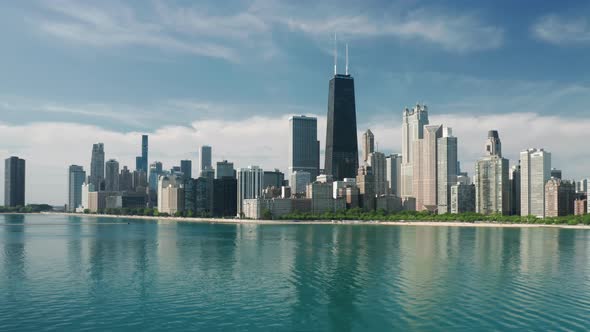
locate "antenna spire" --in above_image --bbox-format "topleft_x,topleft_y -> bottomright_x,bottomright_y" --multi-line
334,33 -> 337,75
345,43 -> 349,75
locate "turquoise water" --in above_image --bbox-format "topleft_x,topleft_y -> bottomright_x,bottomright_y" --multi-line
1,214 -> 590,331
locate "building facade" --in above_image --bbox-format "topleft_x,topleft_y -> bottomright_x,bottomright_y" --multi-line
89,143 -> 105,190
413,124 -> 442,211
474,131 -> 510,215
200,145 -> 212,172
368,151 -> 388,196
157,174 -> 185,215
289,171 -> 311,195
324,73 -> 358,180
289,115 -> 320,180
545,178 -> 575,217
401,104 -> 429,200
520,148 -> 551,217
437,128 -> 458,214
362,129 -> 375,163
237,166 -> 264,217
386,154 -> 402,197
180,160 -> 192,179
451,183 -> 476,214
4,156 -> 26,207
104,159 -> 120,192
68,165 -> 86,212
216,160 -> 235,179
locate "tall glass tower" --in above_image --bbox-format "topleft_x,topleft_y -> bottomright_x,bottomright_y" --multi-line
324,73 -> 358,181
289,115 -> 320,180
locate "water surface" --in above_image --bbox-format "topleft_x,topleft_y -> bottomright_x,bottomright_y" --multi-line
1,214 -> 590,331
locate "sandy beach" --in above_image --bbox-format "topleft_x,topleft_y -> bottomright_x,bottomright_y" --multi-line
38,212 -> 590,229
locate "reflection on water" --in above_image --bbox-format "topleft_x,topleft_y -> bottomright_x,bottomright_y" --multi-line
1,214 -> 590,331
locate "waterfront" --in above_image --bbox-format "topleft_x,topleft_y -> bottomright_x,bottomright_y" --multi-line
2,214 -> 590,331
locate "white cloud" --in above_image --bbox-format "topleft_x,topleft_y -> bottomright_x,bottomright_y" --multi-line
532,14 -> 590,44
1,112 -> 589,205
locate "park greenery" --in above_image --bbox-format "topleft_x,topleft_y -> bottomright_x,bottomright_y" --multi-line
0,204 -> 54,213
278,208 -> 590,225
83,207 -> 216,218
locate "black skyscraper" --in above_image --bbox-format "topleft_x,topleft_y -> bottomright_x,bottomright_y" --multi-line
325,73 -> 358,180
4,156 -> 25,207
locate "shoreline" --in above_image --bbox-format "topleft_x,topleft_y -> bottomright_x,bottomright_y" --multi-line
38,212 -> 590,229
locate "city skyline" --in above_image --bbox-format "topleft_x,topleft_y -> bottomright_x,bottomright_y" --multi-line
1,1 -> 590,204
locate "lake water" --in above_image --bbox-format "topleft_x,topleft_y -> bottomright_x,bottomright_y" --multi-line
1,214 -> 590,331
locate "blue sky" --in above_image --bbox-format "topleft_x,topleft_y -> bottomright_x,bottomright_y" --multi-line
1,0 -> 589,204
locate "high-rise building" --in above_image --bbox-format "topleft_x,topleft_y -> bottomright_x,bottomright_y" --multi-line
550,168 -> 562,179
574,196 -> 587,216
510,164 -> 521,216
184,177 -> 213,216
386,154 -> 402,197
545,178 -> 575,217
401,104 -> 429,200
89,143 -> 105,190
520,148 -> 551,218
148,161 -> 163,192
451,183 -> 475,214
216,160 -> 236,179
68,165 -> 86,212
104,159 -> 120,192
289,171 -> 311,195
475,131 -> 510,215
263,169 -> 285,189
324,69 -> 358,181
576,179 -> 588,194
180,160 -> 192,179
118,166 -> 133,192
4,157 -> 26,207
132,170 -> 147,192
141,135 -> 148,172
157,174 -> 184,215
200,145 -> 212,171
356,165 -> 375,211
437,128 -> 458,214
368,152 -> 388,196
362,129 -> 375,164
213,177 -> 238,217
413,124 -> 442,211
289,115 -> 320,180
237,166 -> 264,217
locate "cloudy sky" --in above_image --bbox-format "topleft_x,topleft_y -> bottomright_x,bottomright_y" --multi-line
1,0 -> 590,204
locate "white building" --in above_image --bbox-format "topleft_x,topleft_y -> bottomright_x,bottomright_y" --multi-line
401,104 -> 429,200
520,148 -> 551,218
157,174 -> 185,215
237,166 -> 264,217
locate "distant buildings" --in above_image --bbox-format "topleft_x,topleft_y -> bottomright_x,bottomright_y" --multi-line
135,135 -> 148,172
237,166 -> 264,217
213,177 -> 237,217
475,131 -> 510,215
4,156 -> 26,207
520,148 -> 551,218
510,164 -> 521,216
180,160 -> 192,179
119,166 -> 133,192
545,178 -> 575,217
356,165 -> 375,211
451,183 -> 475,214
148,161 -> 164,192
368,151 -> 388,196
263,169 -> 284,189
289,115 -> 320,180
289,171 -> 311,195
68,165 -> 86,212
324,71 -> 358,180
89,143 -> 105,190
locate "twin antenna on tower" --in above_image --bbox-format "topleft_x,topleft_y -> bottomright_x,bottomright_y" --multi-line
333,33 -> 349,76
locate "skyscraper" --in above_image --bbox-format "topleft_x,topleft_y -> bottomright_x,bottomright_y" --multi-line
413,124 -> 442,211
368,152 -> 388,196
200,145 -> 212,171
437,128 -> 458,214
4,156 -> 25,207
180,160 -> 192,179
148,161 -> 163,192
68,165 -> 86,212
118,166 -> 133,192
545,178 -> 575,217
105,159 -> 120,192
362,129 -> 375,164
401,104 -> 429,200
510,164 -> 521,216
216,160 -> 236,179
475,131 -> 510,215
141,135 -> 148,172
386,154 -> 402,197
520,148 -> 551,218
237,166 -> 264,217
289,115 -> 320,180
89,143 -> 105,190
324,65 -> 358,181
